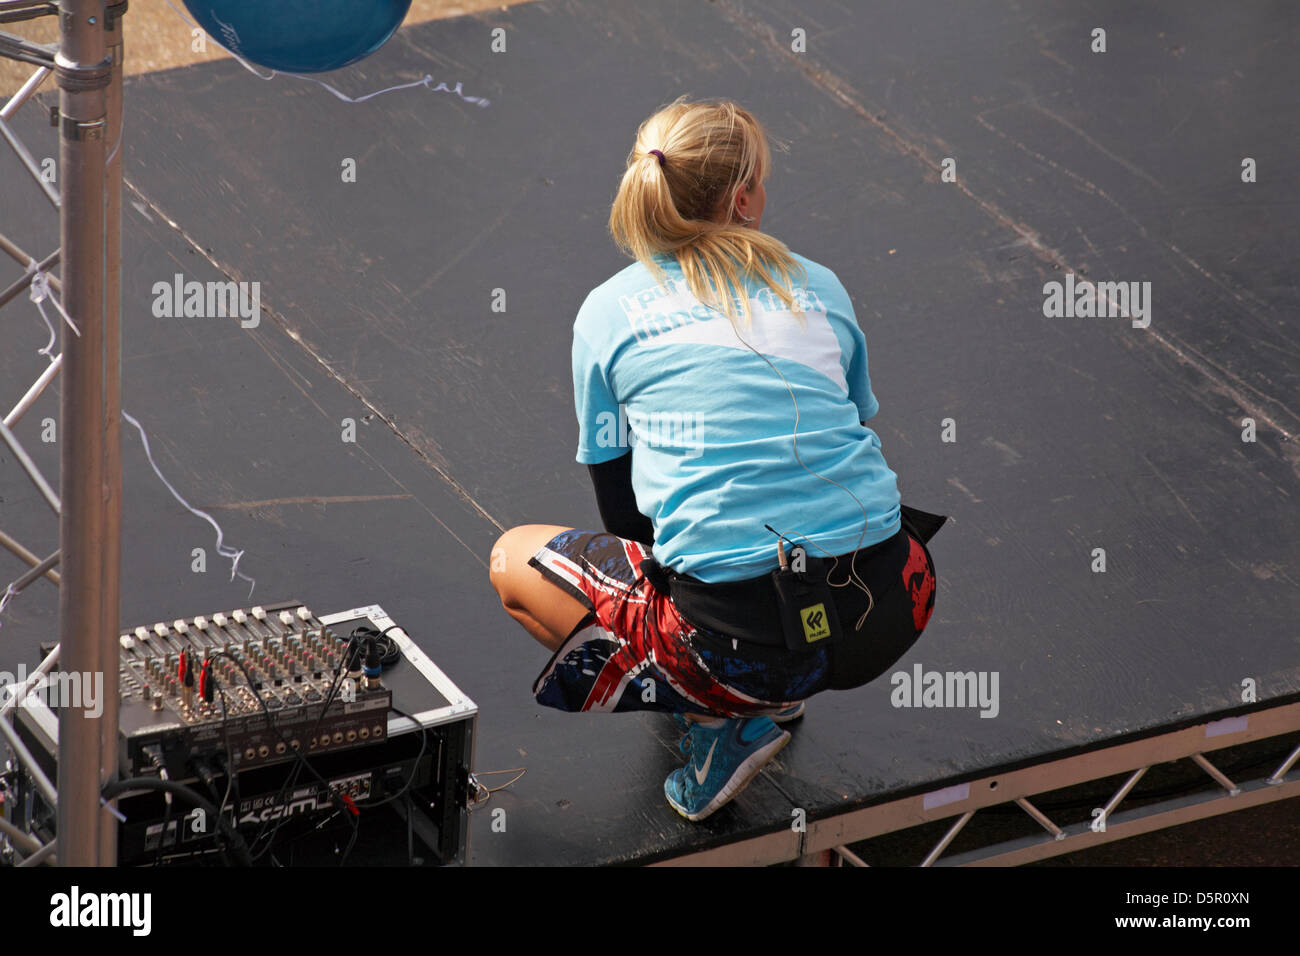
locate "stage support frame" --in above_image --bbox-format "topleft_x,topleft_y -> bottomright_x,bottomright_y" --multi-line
651,699 -> 1300,867
0,1 -> 120,869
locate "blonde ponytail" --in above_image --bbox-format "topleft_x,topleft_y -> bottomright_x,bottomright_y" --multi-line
608,97 -> 807,326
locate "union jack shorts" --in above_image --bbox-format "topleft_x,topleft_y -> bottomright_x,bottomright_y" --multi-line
528,529 -> 830,717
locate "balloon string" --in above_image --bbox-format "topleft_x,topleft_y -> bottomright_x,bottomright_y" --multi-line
121,409 -> 257,600
27,259 -> 80,357
0,582 -> 19,629
16,264 -> 258,604
163,0 -> 490,106
301,74 -> 489,107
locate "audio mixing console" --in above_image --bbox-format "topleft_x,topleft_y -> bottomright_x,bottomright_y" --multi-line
0,603 -> 478,866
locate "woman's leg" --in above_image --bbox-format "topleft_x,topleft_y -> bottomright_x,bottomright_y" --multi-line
489,524 -> 591,652
491,528 -> 717,723
492,526 -> 714,722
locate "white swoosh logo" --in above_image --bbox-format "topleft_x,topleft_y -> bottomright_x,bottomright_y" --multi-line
694,739 -> 718,785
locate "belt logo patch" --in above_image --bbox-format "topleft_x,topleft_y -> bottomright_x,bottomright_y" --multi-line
801,603 -> 831,643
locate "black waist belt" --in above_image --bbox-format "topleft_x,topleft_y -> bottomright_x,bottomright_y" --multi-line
641,504 -> 947,649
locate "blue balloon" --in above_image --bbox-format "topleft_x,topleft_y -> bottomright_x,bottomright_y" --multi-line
183,0 -> 413,74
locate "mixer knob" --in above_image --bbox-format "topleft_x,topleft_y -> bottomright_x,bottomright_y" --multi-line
279,610 -> 294,626
213,612 -> 227,627
252,606 -> 267,621
296,606 -> 312,621
134,626 -> 149,640
232,609 -> 247,624
153,622 -> 168,637
173,619 -> 189,633
193,615 -> 208,629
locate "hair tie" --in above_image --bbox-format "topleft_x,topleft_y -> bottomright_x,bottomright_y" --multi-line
648,149 -> 665,168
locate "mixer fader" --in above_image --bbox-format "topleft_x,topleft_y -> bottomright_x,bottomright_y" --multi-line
116,603 -> 392,777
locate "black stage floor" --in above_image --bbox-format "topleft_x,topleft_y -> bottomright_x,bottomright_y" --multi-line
1,0 -> 1296,864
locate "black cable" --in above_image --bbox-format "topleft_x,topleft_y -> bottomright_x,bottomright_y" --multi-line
243,631 -> 369,860
338,814 -> 361,867
192,760 -> 220,804
358,704 -> 429,811
215,683 -> 237,820
246,652 -> 354,859
181,624 -> 436,866
206,651 -> 307,859
337,704 -> 429,867
139,746 -> 175,868
351,625 -> 401,667
153,787 -> 174,868
375,627 -> 401,667
102,777 -> 252,866
205,644 -> 359,861
252,626 -> 415,867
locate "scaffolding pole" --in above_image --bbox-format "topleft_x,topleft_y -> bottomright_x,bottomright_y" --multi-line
97,0 -> 124,866
54,0 -> 120,867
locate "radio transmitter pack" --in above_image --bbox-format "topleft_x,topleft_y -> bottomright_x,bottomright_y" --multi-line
1,601 -> 478,866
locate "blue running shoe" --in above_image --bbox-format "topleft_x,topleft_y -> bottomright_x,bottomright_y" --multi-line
768,702 -> 805,723
664,717 -> 790,821
670,701 -> 804,736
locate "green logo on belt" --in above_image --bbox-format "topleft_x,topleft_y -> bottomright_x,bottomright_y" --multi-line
801,603 -> 830,642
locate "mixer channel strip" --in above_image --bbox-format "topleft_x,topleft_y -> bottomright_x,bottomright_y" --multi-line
116,603 -> 393,776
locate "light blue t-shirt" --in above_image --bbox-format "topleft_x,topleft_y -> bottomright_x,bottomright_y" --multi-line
572,251 -> 901,583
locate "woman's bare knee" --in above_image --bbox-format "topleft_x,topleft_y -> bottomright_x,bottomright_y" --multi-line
490,524 -> 568,599
489,525 -> 588,646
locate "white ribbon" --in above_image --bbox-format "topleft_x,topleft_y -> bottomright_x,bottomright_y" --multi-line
27,260 -> 80,359
122,409 -> 257,599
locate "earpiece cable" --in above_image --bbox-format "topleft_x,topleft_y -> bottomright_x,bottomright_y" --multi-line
727,302 -> 877,630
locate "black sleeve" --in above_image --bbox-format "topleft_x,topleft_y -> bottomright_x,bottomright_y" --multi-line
587,452 -> 654,547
